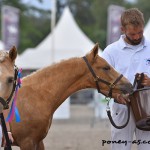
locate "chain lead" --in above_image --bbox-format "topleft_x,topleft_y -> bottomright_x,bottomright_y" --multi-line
105,97 -> 111,112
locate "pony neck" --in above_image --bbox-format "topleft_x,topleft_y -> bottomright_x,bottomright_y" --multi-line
22,57 -> 89,112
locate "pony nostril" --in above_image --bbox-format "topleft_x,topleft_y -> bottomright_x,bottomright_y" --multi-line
120,84 -> 133,94
128,84 -> 134,92
7,77 -> 14,83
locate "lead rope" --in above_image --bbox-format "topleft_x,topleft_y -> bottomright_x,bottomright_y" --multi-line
105,93 -> 130,129
106,99 -> 130,129
0,113 -> 12,150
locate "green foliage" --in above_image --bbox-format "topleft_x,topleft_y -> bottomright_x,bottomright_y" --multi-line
66,0 -> 136,49
0,0 -> 50,54
19,6 -> 50,53
0,0 -> 150,53
134,0 -> 150,25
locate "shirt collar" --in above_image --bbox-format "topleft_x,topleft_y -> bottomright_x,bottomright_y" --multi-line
119,34 -> 147,51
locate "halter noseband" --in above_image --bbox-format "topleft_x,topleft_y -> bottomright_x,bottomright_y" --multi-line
83,56 -> 123,98
0,65 -> 18,109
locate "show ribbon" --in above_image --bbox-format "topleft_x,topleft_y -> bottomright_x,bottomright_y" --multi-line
6,68 -> 22,123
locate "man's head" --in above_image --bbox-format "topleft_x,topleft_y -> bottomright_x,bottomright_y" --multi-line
121,8 -> 145,45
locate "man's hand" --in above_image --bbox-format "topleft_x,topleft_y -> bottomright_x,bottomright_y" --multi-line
141,74 -> 150,86
2,131 -> 14,147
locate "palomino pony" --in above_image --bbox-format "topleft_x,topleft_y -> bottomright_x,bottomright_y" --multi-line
0,46 -> 17,112
11,43 -> 133,150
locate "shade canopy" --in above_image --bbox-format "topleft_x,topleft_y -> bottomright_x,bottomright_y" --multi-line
16,7 -> 100,69
144,19 -> 150,40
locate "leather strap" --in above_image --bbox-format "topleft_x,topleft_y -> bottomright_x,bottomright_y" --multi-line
0,113 -> 12,150
106,102 -> 130,129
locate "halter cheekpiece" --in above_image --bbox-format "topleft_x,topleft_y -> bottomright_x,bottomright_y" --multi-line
0,65 -> 19,109
83,56 -> 123,98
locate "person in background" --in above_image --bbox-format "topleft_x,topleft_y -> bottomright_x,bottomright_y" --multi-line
102,8 -> 150,150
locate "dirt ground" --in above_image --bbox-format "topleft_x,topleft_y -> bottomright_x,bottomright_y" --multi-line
4,104 -> 137,150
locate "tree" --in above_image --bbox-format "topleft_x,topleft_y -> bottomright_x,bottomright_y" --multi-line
66,0 -> 134,49
135,0 -> 150,25
0,0 -> 51,53
1,0 -> 149,53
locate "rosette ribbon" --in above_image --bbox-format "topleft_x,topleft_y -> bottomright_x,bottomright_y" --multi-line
6,68 -> 22,123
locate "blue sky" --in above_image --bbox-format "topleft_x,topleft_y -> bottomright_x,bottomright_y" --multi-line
21,0 -> 136,10
21,0 -> 52,10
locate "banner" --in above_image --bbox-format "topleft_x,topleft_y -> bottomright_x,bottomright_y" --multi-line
2,5 -> 20,50
107,5 -> 125,45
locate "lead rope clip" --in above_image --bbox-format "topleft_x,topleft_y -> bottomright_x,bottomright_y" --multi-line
105,97 -> 111,112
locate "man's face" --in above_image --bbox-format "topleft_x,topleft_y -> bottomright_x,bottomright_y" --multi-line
121,24 -> 144,45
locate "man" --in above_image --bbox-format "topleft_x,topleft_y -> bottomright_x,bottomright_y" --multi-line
102,8 -> 150,150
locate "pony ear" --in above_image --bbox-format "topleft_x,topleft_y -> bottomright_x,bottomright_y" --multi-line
87,43 -> 99,62
9,46 -> 17,62
91,43 -> 99,58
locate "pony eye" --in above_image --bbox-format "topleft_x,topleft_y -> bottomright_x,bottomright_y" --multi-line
103,66 -> 110,71
7,77 -> 14,83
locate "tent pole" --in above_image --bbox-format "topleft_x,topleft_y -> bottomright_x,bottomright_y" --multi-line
51,0 -> 56,63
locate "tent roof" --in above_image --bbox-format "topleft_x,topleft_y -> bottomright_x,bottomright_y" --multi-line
0,41 -> 4,50
16,7 -> 99,69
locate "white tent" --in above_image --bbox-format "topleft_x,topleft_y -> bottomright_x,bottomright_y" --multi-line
16,7 -> 100,119
16,7 -> 97,69
0,41 -> 4,50
144,19 -> 150,40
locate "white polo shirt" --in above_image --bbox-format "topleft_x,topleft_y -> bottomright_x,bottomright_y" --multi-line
102,35 -> 150,84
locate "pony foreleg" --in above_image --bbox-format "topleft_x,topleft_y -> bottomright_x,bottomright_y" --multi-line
37,141 -> 45,150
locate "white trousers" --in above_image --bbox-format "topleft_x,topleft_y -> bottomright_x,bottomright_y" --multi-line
111,102 -> 150,150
